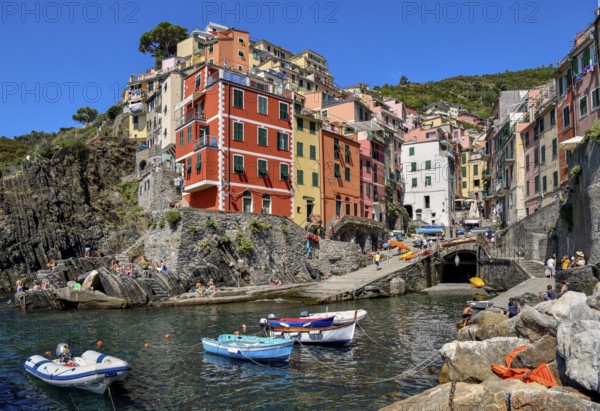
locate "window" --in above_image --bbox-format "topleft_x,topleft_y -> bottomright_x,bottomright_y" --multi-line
312,172 -> 318,187
238,50 -> 244,57
425,176 -> 431,186
425,131 -> 436,139
524,131 -> 530,148
563,105 -> 571,128
334,139 -> 340,159
233,155 -> 244,174
309,145 -> 316,160
409,147 -> 415,156
525,154 -> 530,171
309,121 -> 316,134
411,162 -> 417,172
473,164 -> 479,176
195,74 -> 201,89
208,44 -> 214,54
542,175 -> 547,192
553,171 -> 559,187
552,138 -> 557,158
462,153 -> 467,163
179,130 -> 184,147
534,176 -> 539,193
296,117 -> 304,130
280,163 -> 289,181
411,178 -> 417,188
242,191 -> 252,213
580,96 -> 589,117
262,194 -> 271,214
538,117 -> 545,133
297,141 -> 304,157
541,145 -> 546,164
277,132 -> 289,150
366,183 -> 371,197
526,182 -> 530,196
461,167 -> 466,178
462,181 -> 467,189
258,159 -> 268,178
425,160 -> 431,170
258,127 -> 267,146
550,109 -> 556,126
233,122 -> 244,141
534,150 -> 539,165
474,180 -> 480,187
345,198 -> 350,215
593,88 -> 600,110
187,125 -> 192,143
186,158 -> 192,176
366,161 -> 371,173
195,154 -> 202,173
424,195 -> 430,208
373,186 -> 379,201
233,89 -> 244,108
345,167 -> 350,181
373,164 -> 378,183
297,169 -> 304,185
279,102 -> 288,120
334,164 -> 341,178
354,203 -> 358,216
345,145 -> 351,163
238,37 -> 244,44
258,96 -> 268,115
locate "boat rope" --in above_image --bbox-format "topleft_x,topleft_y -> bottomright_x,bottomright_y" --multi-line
356,322 -> 386,347
360,350 -> 441,385
237,350 -> 268,367
108,387 -> 116,411
295,340 -> 339,372
69,393 -> 80,411
448,380 -> 457,411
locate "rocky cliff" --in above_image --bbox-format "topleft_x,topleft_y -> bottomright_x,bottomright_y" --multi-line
0,137 -> 142,290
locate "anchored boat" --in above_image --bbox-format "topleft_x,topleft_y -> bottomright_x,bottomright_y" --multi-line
202,334 -> 295,362
301,309 -> 368,325
24,344 -> 131,394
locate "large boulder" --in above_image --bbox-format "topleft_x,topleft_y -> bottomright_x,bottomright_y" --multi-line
439,337 -> 530,383
81,270 -> 101,290
536,292 -> 588,323
512,335 -> 557,369
11,290 -> 64,310
556,266 -> 599,295
510,389 -> 600,410
54,288 -> 126,308
514,305 -> 559,340
556,320 -> 600,394
97,268 -> 148,307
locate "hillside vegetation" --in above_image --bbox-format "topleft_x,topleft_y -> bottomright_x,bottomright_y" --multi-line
375,66 -> 556,118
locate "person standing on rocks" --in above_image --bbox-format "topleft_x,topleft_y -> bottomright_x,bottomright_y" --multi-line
545,254 -> 556,278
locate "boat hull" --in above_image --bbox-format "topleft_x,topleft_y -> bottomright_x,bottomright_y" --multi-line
202,334 -> 295,362
467,301 -> 493,310
266,321 -> 357,345
304,309 -> 367,325
268,316 -> 335,328
24,351 -> 131,394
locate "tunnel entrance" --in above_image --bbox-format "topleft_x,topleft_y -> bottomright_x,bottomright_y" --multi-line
437,251 -> 478,283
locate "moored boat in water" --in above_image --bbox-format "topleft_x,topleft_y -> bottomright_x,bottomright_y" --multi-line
202,334 -> 295,362
261,316 -> 358,345
301,309 -> 367,325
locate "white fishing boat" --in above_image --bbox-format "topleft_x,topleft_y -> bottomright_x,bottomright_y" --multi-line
467,300 -> 493,310
260,318 -> 357,345
300,309 -> 367,325
24,344 -> 131,394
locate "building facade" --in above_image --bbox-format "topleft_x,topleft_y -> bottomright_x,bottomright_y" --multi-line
293,113 -> 322,226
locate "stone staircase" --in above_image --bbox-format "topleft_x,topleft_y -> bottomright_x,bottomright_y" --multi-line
517,260 -> 548,278
114,237 -> 145,264
140,277 -> 169,301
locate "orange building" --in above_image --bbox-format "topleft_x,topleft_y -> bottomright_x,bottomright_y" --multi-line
320,124 -> 361,226
175,65 -> 294,216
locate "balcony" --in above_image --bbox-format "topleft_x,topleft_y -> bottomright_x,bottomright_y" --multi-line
503,156 -> 515,165
483,170 -> 492,180
206,68 -> 293,99
176,109 -> 206,129
194,134 -> 218,151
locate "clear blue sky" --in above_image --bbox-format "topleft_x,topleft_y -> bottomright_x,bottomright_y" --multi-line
0,0 -> 595,138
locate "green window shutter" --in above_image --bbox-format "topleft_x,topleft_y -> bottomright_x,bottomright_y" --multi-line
462,181 -> 467,189
409,147 -> 414,156
297,169 -> 304,185
280,164 -> 289,180
258,96 -> 267,114
425,160 -> 431,170
187,125 -> 192,143
542,176 -> 547,192
552,139 -> 557,157
297,141 -> 304,157
553,171 -> 558,187
334,139 -> 340,159
572,58 -> 579,76
411,178 -> 417,188
583,48 -> 591,67
461,167 -> 466,178
258,128 -> 267,146
233,89 -> 244,108
179,131 -> 184,147
541,146 -> 546,163
411,162 -> 417,172
345,145 -> 351,162
334,164 -> 341,178
473,164 -> 478,176
186,158 -> 192,175
310,145 -> 316,160
279,103 -> 288,120
196,154 -> 202,171
234,156 -> 244,174
345,167 -> 350,181
258,160 -> 268,178
366,183 -> 371,196
233,122 -> 244,141
277,133 -> 288,150
312,172 -> 318,187
425,176 -> 431,186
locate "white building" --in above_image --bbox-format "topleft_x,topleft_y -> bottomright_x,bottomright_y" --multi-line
401,138 -> 456,227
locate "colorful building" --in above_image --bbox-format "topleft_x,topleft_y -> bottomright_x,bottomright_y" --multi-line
358,127 -> 386,221
293,112 -> 322,226
174,65 -> 294,216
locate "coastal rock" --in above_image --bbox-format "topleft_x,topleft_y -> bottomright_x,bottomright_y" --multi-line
457,325 -> 477,341
54,288 -> 126,308
388,277 -> 405,296
477,310 -> 508,327
510,389 -> 600,410
556,320 -> 600,394
556,266 -> 599,296
593,282 -> 600,295
11,290 -> 64,310
81,270 -> 100,290
97,268 -> 148,307
439,337 -> 530,383
474,316 -> 518,341
514,305 -> 559,340
512,335 -> 557,369
536,292 -> 588,323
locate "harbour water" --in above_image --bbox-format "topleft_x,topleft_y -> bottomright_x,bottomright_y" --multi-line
0,293 -> 465,410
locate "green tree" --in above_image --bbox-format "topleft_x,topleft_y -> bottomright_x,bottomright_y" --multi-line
72,107 -> 98,125
107,105 -> 123,121
139,22 -> 188,67
399,75 -> 409,85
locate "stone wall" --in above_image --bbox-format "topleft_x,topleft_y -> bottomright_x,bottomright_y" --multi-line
137,163 -> 181,212
143,209 -> 369,287
479,259 -> 531,292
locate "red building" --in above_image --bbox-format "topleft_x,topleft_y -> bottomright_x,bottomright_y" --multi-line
554,59 -> 575,187
175,65 -> 294,216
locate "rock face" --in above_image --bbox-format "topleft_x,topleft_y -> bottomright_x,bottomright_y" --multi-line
557,320 -> 600,394
54,288 -> 126,309
556,266 -> 599,295
0,138 -> 141,291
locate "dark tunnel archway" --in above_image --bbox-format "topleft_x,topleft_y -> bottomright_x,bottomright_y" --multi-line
437,251 -> 478,283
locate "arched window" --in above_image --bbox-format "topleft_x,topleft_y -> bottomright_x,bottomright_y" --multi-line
345,197 -> 350,215
335,196 -> 341,216
262,194 -> 271,214
242,191 -> 253,213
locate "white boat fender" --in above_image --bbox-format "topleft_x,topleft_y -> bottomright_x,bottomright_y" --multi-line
267,314 -> 276,320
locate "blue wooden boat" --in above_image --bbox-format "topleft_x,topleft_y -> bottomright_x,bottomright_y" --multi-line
202,334 -> 295,362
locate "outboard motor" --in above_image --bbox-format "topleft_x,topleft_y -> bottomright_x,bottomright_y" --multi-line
56,343 -> 71,362
259,318 -> 268,337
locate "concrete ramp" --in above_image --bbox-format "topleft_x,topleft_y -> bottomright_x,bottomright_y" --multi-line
488,277 -> 555,309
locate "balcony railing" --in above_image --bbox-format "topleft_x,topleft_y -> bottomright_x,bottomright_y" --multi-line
206,68 -> 293,99
194,134 -> 218,151
176,109 -> 206,129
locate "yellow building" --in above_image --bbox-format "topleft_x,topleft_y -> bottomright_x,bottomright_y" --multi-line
293,113 -> 322,226
460,134 -> 487,201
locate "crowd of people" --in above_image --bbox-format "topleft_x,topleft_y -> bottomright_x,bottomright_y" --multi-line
192,278 -> 218,296
546,252 -> 586,278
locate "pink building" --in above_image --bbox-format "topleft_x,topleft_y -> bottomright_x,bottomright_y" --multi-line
359,131 -> 386,221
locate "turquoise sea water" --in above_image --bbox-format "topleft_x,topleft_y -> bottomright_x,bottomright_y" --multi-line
0,293 -> 465,410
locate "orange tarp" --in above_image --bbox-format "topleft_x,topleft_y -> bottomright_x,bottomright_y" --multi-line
491,345 -> 558,387
389,240 -> 411,251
